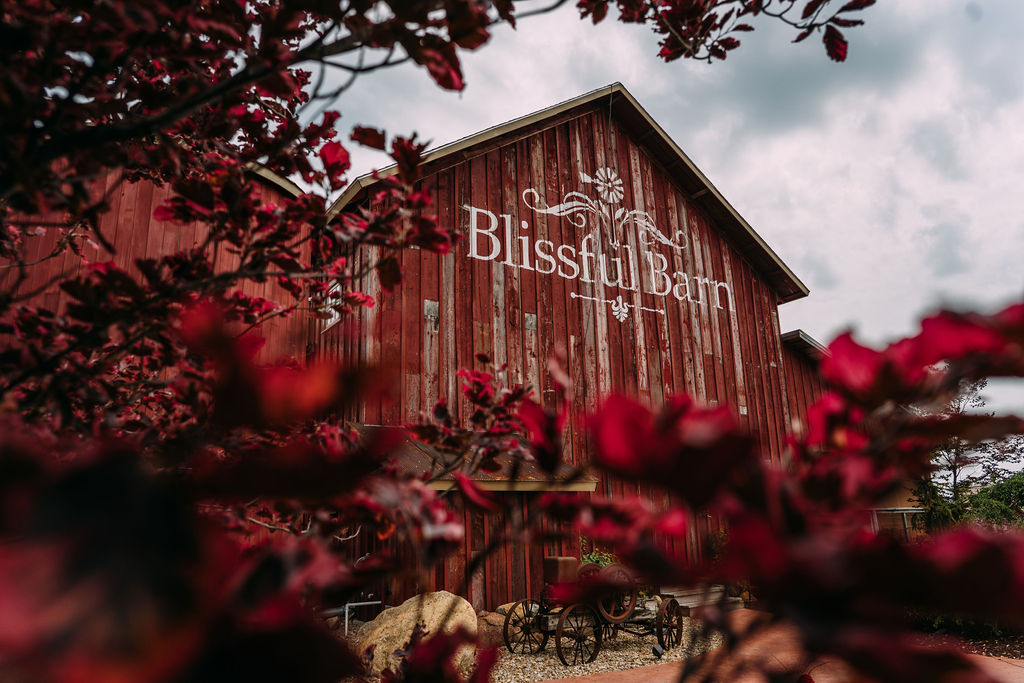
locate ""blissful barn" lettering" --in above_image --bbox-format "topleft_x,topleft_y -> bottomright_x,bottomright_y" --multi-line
463,206 -> 734,313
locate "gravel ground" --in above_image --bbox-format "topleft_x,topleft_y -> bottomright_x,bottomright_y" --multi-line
907,612 -> 1024,661
963,636 -> 1024,660
927,632 -> 1024,661
489,617 -> 723,683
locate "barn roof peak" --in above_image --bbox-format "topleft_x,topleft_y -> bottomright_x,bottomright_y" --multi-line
330,82 -> 809,303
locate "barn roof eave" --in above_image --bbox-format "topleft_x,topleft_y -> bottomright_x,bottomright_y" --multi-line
328,83 -> 810,303
781,328 -> 830,360
246,163 -> 304,198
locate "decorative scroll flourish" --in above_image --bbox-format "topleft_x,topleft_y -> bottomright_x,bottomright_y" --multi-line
522,168 -> 688,252
570,291 -> 665,323
521,189 -> 598,229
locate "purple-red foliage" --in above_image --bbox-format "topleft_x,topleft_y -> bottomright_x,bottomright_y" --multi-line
537,301 -> 1024,682
26,2 -> 1024,682
0,431 -> 362,683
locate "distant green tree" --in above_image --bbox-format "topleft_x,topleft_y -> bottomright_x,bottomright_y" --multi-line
912,478 -> 958,531
966,470 -> 1024,526
930,379 -> 1024,505
966,496 -> 1018,525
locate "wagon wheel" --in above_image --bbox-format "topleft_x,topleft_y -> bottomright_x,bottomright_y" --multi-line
503,599 -> 549,653
656,598 -> 685,650
597,563 -> 637,624
555,603 -> 602,666
577,562 -> 601,582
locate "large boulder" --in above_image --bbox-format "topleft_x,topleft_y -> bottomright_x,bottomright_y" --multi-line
476,611 -> 506,649
356,591 -> 478,676
495,602 -> 515,616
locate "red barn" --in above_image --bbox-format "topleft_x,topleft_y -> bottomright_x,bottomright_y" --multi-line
3,83 -> 833,611
1,168 -> 309,362
780,328 -> 828,438
320,83 -> 825,608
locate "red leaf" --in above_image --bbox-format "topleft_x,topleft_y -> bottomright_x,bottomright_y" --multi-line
839,0 -> 876,11
518,398 -> 562,472
409,215 -> 455,254
390,135 -> 429,183
588,394 -> 752,509
821,332 -> 882,396
342,291 -> 375,309
377,256 -> 402,291
351,126 -> 387,150
908,311 -> 1009,368
802,0 -> 827,19
153,204 -> 176,222
655,508 -> 688,537
823,24 -> 848,61
587,0 -> 609,24
454,472 -> 501,512
454,27 -> 489,51
997,302 -> 1024,329
792,27 -> 814,43
258,363 -> 343,423
319,141 -> 350,183
492,0 -> 516,27
470,647 -> 499,683
419,46 -> 465,92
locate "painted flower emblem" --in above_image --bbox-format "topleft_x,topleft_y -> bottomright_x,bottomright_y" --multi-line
594,167 -> 624,203
582,167 -> 624,204
610,295 -> 629,322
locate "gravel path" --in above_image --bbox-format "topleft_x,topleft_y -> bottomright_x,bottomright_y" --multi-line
489,617 -> 722,683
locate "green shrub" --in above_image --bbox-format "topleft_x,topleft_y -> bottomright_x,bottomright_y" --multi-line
579,537 -> 617,566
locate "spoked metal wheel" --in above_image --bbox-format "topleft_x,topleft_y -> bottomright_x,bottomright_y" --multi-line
503,599 -> 549,653
597,563 -> 637,624
656,597 -> 685,650
555,603 -> 602,665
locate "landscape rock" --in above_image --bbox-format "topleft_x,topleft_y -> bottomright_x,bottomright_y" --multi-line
495,602 -> 515,616
356,591 -> 477,676
476,611 -> 506,648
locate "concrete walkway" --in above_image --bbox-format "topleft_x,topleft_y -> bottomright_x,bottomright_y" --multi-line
540,610 -> 1024,683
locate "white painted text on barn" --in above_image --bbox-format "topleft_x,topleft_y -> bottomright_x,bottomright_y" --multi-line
462,167 -> 734,322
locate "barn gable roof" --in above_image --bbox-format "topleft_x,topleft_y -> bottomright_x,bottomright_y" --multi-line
329,82 -> 809,303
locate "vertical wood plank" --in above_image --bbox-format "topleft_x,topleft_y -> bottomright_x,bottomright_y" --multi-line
501,145 -> 524,388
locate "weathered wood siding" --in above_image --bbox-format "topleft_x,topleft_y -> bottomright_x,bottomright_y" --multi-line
781,342 -> 827,437
334,488 -> 718,612
323,107 -> 794,460
2,175 -> 309,361
319,106 -> 800,608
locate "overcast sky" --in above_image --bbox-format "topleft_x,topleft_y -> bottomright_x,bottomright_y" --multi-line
324,0 -> 1024,410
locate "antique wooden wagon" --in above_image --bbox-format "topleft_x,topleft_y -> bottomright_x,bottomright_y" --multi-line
502,556 -> 686,666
